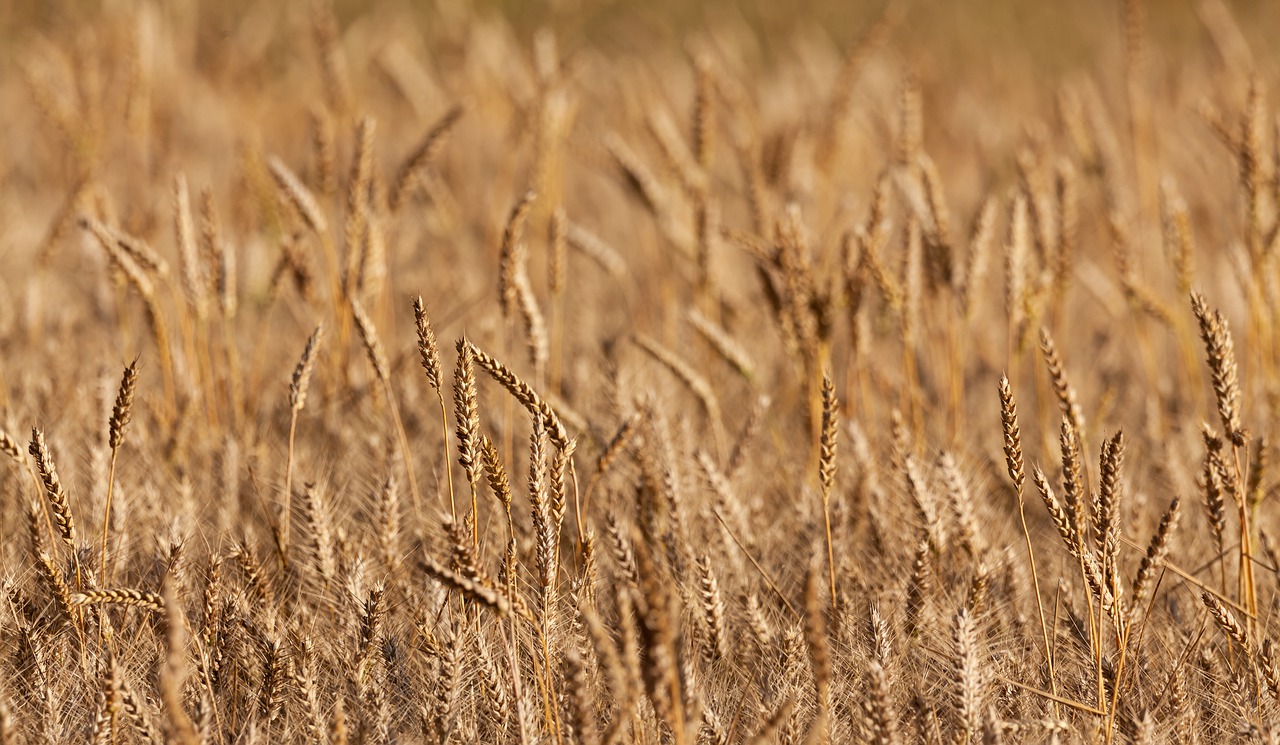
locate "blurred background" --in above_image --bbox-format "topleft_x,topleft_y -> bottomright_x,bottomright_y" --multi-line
6,0 -> 1280,81
2,0 -> 1276,331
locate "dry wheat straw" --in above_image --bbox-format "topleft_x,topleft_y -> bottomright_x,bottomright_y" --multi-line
998,376 -> 1056,707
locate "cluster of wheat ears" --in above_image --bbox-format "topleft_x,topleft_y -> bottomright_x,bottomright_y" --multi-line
6,0 -> 1280,742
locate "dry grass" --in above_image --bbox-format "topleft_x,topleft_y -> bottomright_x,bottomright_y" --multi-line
6,0 -> 1280,742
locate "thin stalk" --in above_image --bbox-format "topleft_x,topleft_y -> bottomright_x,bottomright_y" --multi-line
280,409 -> 299,567
437,391 -> 457,520
100,449 -> 119,583
383,379 -> 421,510
821,502 -> 837,609
1232,448 -> 1258,633
713,509 -> 798,619
1017,497 -> 1060,718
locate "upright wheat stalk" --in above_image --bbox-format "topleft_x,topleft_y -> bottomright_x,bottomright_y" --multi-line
999,375 -> 1058,715
283,324 -> 322,564
454,338 -> 482,549
102,357 -> 138,583
818,375 -> 838,607
1190,290 -> 1255,627
415,296 -> 455,519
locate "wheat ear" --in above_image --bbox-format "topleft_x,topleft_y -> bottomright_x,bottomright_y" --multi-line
30,428 -> 81,589
464,339 -> 571,450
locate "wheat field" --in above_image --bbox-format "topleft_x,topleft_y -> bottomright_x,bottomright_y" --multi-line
4,0 -> 1280,742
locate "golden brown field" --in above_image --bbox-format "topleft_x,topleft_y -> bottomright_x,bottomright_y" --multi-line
5,0 -> 1280,742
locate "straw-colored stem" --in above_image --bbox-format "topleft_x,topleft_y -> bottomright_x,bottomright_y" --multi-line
281,409 -> 299,567
437,391 -> 457,520
100,448 -> 119,584
383,378 -> 421,511
1017,495 -> 1060,717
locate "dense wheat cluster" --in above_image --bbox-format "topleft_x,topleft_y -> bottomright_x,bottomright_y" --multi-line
6,0 -> 1280,742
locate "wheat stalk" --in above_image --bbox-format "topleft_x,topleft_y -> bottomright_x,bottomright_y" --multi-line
390,105 -> 464,210
101,356 -> 138,583
351,296 -> 420,508
281,324 -> 322,565
999,376 -> 1057,712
